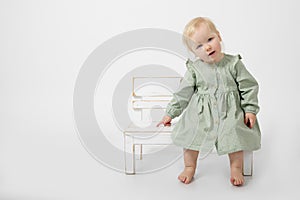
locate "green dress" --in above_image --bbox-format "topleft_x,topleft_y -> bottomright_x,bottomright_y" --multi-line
166,54 -> 261,157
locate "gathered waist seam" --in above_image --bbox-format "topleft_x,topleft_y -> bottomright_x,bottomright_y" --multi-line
195,88 -> 238,95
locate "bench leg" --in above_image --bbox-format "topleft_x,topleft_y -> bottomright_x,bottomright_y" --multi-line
243,151 -> 253,176
140,144 -> 143,160
124,134 -> 136,175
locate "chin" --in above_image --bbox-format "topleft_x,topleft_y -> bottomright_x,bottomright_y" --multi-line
206,58 -> 215,63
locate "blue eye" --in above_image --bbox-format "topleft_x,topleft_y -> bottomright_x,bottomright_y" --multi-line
196,44 -> 203,49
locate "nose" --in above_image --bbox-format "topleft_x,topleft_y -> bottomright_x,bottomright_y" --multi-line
205,44 -> 211,52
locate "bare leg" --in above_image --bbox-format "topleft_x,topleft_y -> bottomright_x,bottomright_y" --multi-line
228,151 -> 244,186
178,149 -> 199,184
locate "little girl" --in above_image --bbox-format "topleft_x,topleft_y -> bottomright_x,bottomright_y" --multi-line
157,17 -> 261,186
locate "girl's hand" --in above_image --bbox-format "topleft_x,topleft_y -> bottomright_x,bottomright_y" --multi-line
244,113 -> 256,129
156,115 -> 172,127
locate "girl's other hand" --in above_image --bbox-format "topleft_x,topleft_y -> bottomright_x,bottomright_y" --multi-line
156,115 -> 172,127
244,113 -> 256,129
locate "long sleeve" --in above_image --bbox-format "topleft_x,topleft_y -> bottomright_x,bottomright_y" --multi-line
233,59 -> 260,114
166,60 -> 196,118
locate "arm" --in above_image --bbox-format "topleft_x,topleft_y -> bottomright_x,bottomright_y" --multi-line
233,59 -> 260,128
165,60 -> 196,119
234,59 -> 260,115
157,60 -> 196,126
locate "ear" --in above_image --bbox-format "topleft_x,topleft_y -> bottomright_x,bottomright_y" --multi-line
217,31 -> 222,42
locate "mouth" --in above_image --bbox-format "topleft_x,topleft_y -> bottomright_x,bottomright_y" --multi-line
208,51 -> 215,56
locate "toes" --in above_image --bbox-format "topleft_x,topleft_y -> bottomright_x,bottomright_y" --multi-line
178,175 -> 182,181
230,177 -> 244,186
184,177 -> 191,184
178,175 -> 186,183
231,177 -> 244,186
230,177 -> 235,185
178,174 -> 193,184
178,167 -> 195,184
238,178 -> 244,186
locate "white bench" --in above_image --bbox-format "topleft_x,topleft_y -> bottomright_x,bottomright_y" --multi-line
123,76 -> 253,176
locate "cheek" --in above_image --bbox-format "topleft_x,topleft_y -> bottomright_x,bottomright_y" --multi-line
194,51 -> 209,61
213,41 -> 222,50
194,48 -> 205,55
193,50 -> 205,58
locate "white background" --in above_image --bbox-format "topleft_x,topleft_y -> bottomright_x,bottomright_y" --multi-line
1,0 -> 300,199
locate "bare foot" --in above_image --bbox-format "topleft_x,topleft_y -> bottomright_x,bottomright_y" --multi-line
230,167 -> 244,186
178,166 -> 196,184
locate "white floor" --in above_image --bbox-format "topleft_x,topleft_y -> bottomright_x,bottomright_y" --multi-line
0,117 -> 299,200
0,98 -> 299,199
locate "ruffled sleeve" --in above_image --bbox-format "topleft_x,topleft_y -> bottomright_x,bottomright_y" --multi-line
231,55 -> 260,114
165,59 -> 196,118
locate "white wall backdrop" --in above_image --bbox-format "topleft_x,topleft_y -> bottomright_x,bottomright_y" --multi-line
1,0 -> 299,199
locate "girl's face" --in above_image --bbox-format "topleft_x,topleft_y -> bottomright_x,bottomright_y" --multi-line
189,24 -> 223,63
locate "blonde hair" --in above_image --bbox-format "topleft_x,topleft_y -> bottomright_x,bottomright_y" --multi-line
183,17 -> 219,52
